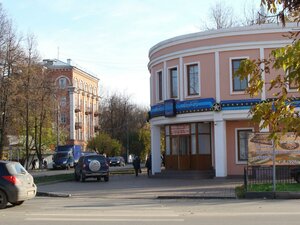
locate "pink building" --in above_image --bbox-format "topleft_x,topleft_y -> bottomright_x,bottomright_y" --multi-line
148,23 -> 300,177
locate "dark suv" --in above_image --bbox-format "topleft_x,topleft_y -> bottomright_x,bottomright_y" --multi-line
74,155 -> 109,182
0,161 -> 36,209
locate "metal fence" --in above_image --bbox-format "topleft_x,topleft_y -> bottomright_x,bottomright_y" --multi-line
244,166 -> 297,188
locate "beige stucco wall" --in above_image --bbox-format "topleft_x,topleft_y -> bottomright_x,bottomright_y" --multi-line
226,120 -> 258,176
219,49 -> 261,100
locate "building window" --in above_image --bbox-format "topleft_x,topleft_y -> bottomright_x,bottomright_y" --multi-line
157,71 -> 163,101
198,123 -> 211,155
237,129 -> 252,162
59,77 -> 67,89
60,96 -> 66,107
187,64 -> 199,96
169,67 -> 178,98
287,69 -> 299,91
60,113 -> 67,124
232,59 -> 247,92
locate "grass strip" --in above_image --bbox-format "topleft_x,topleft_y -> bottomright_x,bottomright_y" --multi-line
34,173 -> 74,184
247,183 -> 300,192
235,183 -> 300,198
34,169 -> 136,184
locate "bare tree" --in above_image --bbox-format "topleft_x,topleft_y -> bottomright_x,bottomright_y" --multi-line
98,91 -> 149,157
202,1 -> 237,30
0,5 -> 23,159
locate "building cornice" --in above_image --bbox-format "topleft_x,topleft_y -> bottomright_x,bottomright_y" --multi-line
149,23 -> 299,59
148,40 -> 291,69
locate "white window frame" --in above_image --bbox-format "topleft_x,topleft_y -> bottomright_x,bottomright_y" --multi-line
229,57 -> 249,95
58,77 -> 67,89
286,70 -> 299,93
60,113 -> 67,124
184,62 -> 201,98
167,66 -> 179,100
235,127 -> 254,164
156,70 -> 163,103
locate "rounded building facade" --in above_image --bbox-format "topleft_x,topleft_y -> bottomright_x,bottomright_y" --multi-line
148,23 -> 300,177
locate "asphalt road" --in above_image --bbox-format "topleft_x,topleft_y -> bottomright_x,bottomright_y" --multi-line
1,172 -> 300,225
2,196 -> 300,225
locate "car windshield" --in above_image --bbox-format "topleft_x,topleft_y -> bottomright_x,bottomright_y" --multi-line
85,155 -> 106,163
6,162 -> 27,175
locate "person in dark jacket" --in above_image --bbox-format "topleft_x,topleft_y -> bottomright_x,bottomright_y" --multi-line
145,154 -> 152,176
132,156 -> 141,176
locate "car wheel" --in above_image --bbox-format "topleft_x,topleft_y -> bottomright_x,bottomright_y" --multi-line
296,174 -> 300,183
0,190 -> 8,209
80,173 -> 85,182
104,176 -> 109,182
11,201 -> 24,206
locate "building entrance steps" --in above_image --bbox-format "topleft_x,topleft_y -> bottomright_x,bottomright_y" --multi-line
151,169 -> 215,179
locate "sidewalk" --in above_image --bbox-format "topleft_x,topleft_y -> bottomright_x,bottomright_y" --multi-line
35,170 -> 243,199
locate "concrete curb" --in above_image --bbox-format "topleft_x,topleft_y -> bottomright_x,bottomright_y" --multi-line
36,192 -> 71,198
157,196 -> 236,200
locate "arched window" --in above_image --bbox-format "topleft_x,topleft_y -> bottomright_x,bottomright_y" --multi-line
58,77 -> 67,89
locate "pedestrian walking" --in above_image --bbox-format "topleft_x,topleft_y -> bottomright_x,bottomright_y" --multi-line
145,154 -> 152,176
31,159 -> 36,170
132,156 -> 141,177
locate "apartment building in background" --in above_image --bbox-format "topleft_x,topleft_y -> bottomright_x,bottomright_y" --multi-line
148,23 -> 300,177
43,59 -> 100,149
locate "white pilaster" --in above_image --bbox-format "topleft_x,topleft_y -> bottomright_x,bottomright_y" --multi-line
83,93 -> 86,141
68,87 -> 75,140
163,61 -> 167,100
260,47 -> 266,100
215,51 -> 220,102
151,125 -> 161,175
150,72 -> 154,105
214,113 -> 227,177
179,57 -> 184,101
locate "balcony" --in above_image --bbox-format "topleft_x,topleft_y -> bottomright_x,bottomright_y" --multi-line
75,122 -> 83,130
75,105 -> 81,113
85,107 -> 92,115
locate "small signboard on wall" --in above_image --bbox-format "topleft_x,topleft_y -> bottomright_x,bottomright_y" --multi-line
164,99 -> 176,117
170,124 -> 190,136
248,133 -> 300,166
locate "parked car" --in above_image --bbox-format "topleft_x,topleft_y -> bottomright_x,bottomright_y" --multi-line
74,155 -> 109,182
109,156 -> 125,167
0,161 -> 37,209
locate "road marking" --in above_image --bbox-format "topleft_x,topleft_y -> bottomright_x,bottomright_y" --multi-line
27,213 -> 179,217
191,212 -> 300,217
25,218 -> 184,222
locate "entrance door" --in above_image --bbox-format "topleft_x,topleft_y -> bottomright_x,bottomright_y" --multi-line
167,135 -> 191,170
178,136 -> 190,170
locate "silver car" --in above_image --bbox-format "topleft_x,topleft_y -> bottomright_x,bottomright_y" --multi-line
0,161 -> 37,209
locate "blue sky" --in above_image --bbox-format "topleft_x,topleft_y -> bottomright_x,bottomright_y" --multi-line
2,0 -> 260,106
